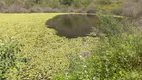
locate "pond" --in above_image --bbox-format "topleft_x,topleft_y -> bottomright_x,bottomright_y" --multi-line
46,14 -> 98,38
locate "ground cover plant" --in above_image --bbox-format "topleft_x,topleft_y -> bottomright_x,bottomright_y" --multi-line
0,13 -> 99,80
0,0 -> 142,80
0,12 -> 141,80
0,39 -> 19,80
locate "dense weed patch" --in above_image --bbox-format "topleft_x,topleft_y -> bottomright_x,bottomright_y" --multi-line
0,13 -> 141,80
54,32 -> 142,80
0,39 -> 27,80
54,12 -> 142,80
0,13 -> 99,79
95,11 -> 124,36
0,0 -> 142,80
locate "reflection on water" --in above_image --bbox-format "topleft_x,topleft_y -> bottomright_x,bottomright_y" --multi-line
46,14 -> 97,38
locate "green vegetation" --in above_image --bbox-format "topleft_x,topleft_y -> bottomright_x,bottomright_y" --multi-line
0,13 -> 99,79
0,39 -> 18,80
95,11 -> 124,36
54,34 -> 142,80
53,12 -> 142,80
0,0 -> 122,13
0,0 -> 142,80
60,0 -> 74,6
0,12 -> 141,80
0,38 -> 30,80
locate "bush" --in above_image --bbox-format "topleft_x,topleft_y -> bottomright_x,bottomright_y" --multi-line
60,0 -> 74,6
0,1 -> 7,12
114,0 -> 142,18
0,39 -> 28,80
86,34 -> 142,79
43,7 -> 55,12
2,3 -> 29,13
54,33 -> 142,80
86,4 -> 96,13
43,7 -> 62,13
0,39 -> 19,79
0,0 -> 5,7
53,11 -> 142,80
96,0 -> 112,5
29,6 -> 43,13
3,0 -> 15,5
0,2 -> 29,13
95,11 -> 124,36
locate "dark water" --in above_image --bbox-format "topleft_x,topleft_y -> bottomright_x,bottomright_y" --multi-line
46,14 -> 97,38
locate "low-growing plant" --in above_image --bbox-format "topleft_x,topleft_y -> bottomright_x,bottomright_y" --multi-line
0,39 -> 19,80
0,39 -> 27,80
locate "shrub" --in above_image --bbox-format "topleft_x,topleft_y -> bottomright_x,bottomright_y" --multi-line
60,0 -> 74,6
54,33 -> 142,80
86,34 -> 142,79
5,3 -> 28,13
43,7 -> 62,12
96,0 -> 112,5
95,11 -> 124,36
0,39 -> 19,79
3,0 -> 15,5
29,6 -> 43,13
114,0 -> 142,18
0,39 -> 29,80
0,1 -> 5,7
86,4 -> 96,13
43,7 -> 55,12
53,11 -> 142,80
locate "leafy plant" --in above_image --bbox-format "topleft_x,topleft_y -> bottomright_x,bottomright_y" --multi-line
60,0 -> 74,6
96,0 -> 112,5
53,11 -> 142,80
95,11 -> 124,37
0,39 -> 21,80
88,34 -> 141,79
54,33 -> 142,80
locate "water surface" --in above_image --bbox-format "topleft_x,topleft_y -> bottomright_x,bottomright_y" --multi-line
46,14 -> 97,38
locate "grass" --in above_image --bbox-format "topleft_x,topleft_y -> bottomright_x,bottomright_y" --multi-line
0,13 -> 99,79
